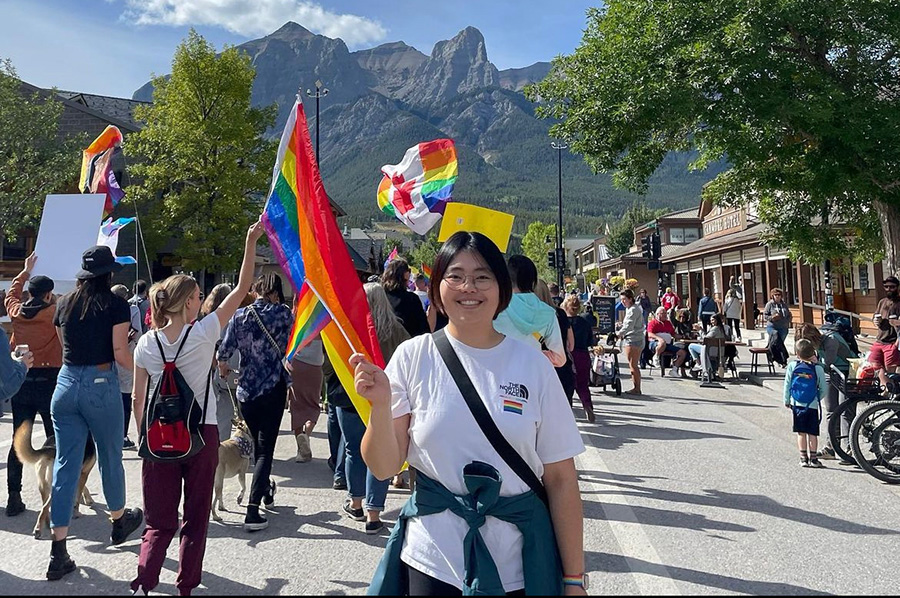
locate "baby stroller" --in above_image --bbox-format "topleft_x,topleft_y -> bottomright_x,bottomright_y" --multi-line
590,332 -> 622,396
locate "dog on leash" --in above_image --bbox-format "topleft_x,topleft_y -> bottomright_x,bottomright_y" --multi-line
13,420 -> 97,539
211,418 -> 254,522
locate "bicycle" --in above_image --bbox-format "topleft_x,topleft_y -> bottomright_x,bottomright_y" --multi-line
849,374 -> 900,484
827,365 -> 883,464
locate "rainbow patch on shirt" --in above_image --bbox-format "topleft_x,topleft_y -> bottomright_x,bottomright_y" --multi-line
503,399 -> 524,414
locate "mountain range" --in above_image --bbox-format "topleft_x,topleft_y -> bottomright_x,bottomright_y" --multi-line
134,22 -> 720,236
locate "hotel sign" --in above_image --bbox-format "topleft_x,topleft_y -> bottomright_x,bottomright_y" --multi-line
703,207 -> 746,240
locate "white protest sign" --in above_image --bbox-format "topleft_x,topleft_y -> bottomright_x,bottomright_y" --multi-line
32,194 -> 107,290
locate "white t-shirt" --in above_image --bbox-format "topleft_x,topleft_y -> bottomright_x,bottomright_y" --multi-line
414,289 -> 430,312
387,333 -> 585,592
133,314 -> 221,426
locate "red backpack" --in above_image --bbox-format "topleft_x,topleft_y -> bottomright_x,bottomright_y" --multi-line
138,326 -> 210,462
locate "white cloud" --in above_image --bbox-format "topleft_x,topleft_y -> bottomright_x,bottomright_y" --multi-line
122,0 -> 388,47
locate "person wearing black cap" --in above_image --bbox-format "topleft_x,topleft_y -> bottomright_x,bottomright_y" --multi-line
3,252 -> 63,517
46,245 -> 143,581
871,275 -> 900,390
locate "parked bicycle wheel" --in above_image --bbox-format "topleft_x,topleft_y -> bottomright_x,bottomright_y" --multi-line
827,398 -> 859,463
850,400 -> 900,484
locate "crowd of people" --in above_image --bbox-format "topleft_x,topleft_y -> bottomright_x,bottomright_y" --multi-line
0,226 -> 594,595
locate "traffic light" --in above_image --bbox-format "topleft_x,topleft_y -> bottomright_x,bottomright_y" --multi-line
548,250 -> 557,270
650,232 -> 662,260
555,248 -> 565,271
641,235 -> 653,259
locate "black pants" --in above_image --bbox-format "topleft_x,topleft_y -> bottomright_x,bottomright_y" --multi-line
241,379 -> 286,505
727,318 -> 741,339
7,369 -> 58,493
122,392 -> 131,436
700,314 -> 712,333
405,564 -> 525,596
555,360 -> 576,404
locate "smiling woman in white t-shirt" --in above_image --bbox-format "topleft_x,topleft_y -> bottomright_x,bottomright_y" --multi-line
129,218 -> 265,597
353,232 -> 588,596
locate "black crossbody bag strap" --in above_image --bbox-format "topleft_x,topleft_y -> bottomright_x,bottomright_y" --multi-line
433,328 -> 550,508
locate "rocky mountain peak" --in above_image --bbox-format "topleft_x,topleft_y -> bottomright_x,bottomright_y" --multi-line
270,21 -> 316,41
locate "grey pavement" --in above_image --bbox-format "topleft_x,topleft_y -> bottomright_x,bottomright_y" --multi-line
1,370 -> 899,595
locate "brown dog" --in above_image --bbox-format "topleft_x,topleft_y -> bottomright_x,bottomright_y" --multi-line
13,420 -> 97,539
211,418 -> 253,522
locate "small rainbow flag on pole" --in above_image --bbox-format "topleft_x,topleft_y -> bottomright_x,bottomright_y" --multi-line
263,99 -> 384,421
377,139 -> 457,235
80,125 -> 126,218
421,263 -> 432,284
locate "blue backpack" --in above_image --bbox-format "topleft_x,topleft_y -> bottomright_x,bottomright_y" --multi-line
790,362 -> 819,409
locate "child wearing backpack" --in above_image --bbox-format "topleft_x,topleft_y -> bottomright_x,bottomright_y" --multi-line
783,339 -> 828,468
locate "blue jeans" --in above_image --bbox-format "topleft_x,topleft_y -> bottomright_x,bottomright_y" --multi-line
767,325 -> 789,364
327,402 -> 346,484
51,364 -> 126,528
335,406 -> 389,512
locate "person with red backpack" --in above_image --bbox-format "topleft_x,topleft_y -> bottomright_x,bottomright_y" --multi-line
130,219 -> 264,596
783,339 -> 828,468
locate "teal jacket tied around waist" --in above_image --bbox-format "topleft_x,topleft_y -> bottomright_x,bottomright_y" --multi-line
368,461 -> 562,596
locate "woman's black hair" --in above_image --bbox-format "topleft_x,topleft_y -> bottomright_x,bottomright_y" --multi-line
506,254 -> 538,293
381,259 -> 410,293
61,274 -> 113,322
712,312 -> 725,330
429,232 -> 512,319
253,273 -> 285,304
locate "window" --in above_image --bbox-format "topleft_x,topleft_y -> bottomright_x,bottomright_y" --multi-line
1,237 -> 27,260
667,228 -> 700,245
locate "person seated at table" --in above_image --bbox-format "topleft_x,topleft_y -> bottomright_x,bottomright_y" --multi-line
647,307 -> 688,378
688,313 -> 732,376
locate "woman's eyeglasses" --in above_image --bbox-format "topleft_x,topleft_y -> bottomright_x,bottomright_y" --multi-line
442,273 -> 496,290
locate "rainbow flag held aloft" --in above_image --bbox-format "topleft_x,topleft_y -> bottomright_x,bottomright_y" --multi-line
80,125 -> 126,218
383,246 -> 399,270
421,263 -> 432,284
262,99 -> 384,422
377,139 -> 457,235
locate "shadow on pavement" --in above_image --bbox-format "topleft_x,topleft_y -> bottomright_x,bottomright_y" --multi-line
586,550 -> 830,595
583,500 -> 756,533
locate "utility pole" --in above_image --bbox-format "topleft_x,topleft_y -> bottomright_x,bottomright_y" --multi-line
551,141 -> 567,289
306,80 -> 329,164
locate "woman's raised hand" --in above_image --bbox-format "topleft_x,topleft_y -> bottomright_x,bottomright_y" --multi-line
349,353 -> 391,407
247,216 -> 265,243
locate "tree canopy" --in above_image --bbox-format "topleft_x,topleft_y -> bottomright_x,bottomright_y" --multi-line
529,0 -> 900,268
605,202 -> 667,258
126,30 -> 276,274
0,59 -> 82,241
521,221 -> 558,283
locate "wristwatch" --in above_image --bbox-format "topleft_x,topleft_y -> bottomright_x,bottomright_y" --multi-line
563,573 -> 590,590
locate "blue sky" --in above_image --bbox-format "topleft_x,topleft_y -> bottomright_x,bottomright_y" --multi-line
0,0 -> 597,98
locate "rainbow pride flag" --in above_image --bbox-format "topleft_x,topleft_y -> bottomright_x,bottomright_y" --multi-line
421,263 -> 432,284
377,139 -> 457,235
80,125 -> 125,218
263,100 -> 384,420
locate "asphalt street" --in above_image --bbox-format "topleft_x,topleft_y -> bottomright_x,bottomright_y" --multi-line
0,370 -> 898,595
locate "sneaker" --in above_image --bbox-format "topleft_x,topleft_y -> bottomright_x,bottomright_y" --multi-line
817,447 -> 837,460
123,436 -> 136,450
243,509 -> 269,532
333,479 -> 348,491
799,456 -> 810,467
666,368 -> 680,378
110,508 -> 144,545
295,433 -> 312,463
342,502 -> 365,522
263,481 -> 277,507
808,458 -> 825,468
365,520 -> 385,535
586,409 -> 596,423
6,491 -> 25,517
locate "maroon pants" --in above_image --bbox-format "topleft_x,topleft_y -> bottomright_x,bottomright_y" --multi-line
133,425 -> 219,596
572,349 -> 594,414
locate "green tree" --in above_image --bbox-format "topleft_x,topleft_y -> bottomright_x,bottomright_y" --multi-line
521,221 -> 557,283
127,30 -> 276,273
409,233 -> 442,270
0,59 -> 82,240
529,1 -> 900,269
605,202 -> 667,257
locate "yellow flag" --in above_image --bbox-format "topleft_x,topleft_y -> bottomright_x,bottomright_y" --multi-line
438,203 -> 515,252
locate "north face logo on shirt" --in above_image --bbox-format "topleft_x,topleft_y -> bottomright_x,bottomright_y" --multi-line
499,382 -> 529,401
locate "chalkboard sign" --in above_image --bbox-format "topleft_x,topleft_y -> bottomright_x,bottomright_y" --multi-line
590,295 -> 618,335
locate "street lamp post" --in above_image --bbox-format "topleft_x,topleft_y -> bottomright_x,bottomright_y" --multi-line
551,141 -> 567,289
305,80 -> 329,164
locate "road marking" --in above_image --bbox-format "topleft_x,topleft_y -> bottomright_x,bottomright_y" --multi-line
578,429 -> 680,596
